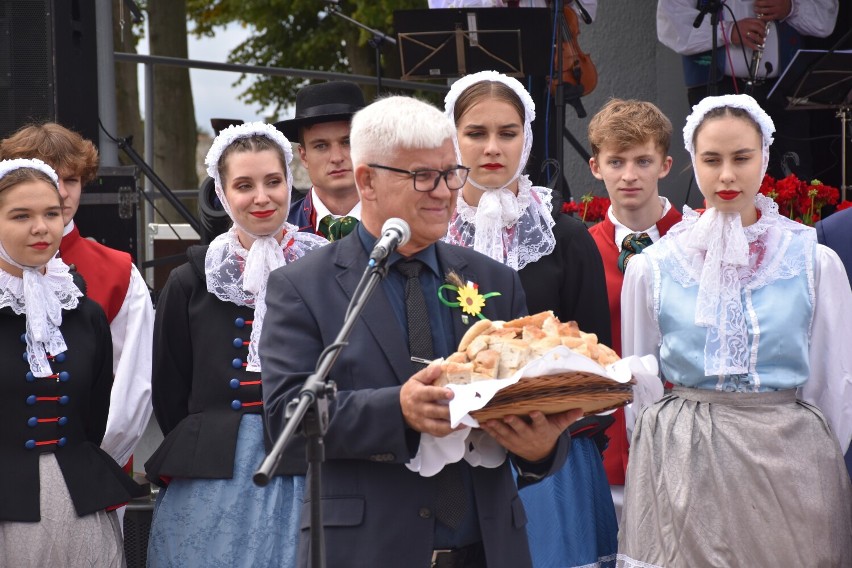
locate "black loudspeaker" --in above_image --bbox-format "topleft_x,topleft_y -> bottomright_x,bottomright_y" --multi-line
74,166 -> 141,262
0,0 -> 99,144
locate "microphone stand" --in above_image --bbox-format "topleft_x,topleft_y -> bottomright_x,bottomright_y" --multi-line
325,3 -> 396,95
254,256 -> 392,568
693,0 -> 724,96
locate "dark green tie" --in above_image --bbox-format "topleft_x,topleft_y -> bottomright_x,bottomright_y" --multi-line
617,232 -> 653,274
318,214 -> 358,241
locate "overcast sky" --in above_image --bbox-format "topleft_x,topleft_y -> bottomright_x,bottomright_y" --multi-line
137,23 -> 284,135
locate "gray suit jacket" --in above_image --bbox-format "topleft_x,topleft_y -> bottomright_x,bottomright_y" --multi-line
260,233 -> 569,568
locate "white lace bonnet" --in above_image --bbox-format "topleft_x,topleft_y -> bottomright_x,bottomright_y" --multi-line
205,121 -> 295,230
683,93 -> 775,184
0,159 -> 81,377
444,70 -> 535,192
442,71 -> 555,270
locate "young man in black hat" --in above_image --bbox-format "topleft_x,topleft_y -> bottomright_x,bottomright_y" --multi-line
275,81 -> 366,241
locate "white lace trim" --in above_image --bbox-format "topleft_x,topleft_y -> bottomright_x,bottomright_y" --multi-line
744,289 -> 761,391
614,554 -> 664,568
444,71 -> 535,193
204,121 -> 294,243
443,179 -> 555,269
683,94 -> 775,184
0,158 -> 59,186
0,257 -> 81,377
647,194 -> 815,376
205,225 -> 326,371
204,122 -> 294,205
572,553 -> 618,568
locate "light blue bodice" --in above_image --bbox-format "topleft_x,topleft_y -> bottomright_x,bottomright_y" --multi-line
650,232 -> 815,392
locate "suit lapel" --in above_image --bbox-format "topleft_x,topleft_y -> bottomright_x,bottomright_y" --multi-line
333,236 -> 412,384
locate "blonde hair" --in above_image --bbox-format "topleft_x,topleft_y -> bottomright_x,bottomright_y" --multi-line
588,99 -> 672,157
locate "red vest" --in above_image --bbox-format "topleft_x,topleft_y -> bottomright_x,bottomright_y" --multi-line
588,207 -> 682,484
60,225 -> 132,323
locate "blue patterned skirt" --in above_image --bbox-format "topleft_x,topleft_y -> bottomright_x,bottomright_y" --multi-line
147,414 -> 303,568
519,437 -> 618,568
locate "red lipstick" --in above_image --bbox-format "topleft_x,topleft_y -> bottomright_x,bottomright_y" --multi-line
482,163 -> 503,170
30,242 -> 50,250
250,210 -> 275,218
717,190 -> 739,201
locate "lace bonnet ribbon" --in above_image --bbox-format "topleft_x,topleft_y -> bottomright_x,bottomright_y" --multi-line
203,122 -> 295,371
681,95 -> 775,376
0,159 -> 81,377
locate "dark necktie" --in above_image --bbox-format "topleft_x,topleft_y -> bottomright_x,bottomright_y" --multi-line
617,232 -> 653,274
318,214 -> 358,241
395,259 -> 466,529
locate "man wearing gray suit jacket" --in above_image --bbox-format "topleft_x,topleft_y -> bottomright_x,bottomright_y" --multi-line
260,96 -> 578,568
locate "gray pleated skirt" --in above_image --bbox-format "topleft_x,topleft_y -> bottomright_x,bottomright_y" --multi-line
0,454 -> 126,568
617,387 -> 852,568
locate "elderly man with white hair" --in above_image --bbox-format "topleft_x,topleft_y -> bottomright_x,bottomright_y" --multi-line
261,96 -> 577,568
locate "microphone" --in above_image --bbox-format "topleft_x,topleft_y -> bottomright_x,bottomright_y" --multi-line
693,0 -> 716,28
369,218 -> 410,265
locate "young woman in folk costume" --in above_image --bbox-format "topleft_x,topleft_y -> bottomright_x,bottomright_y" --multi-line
618,94 -> 852,567
443,71 -> 618,568
0,159 -> 143,567
144,123 -> 326,567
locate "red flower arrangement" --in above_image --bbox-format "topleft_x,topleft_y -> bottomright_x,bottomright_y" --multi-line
562,193 -> 611,223
758,174 -> 849,226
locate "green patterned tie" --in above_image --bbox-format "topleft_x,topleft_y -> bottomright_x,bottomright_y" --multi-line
318,214 -> 358,241
617,232 -> 653,274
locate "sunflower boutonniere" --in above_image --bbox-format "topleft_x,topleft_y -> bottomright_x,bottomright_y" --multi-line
438,271 -> 501,325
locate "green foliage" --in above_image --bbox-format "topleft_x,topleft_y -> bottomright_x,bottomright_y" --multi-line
186,0 -> 424,118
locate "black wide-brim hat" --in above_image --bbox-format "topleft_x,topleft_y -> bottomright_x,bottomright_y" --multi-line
273,81 -> 366,141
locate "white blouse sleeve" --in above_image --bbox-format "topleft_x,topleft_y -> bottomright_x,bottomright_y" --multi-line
801,245 -> 852,455
620,254 -> 664,437
621,254 -> 661,359
656,0 -> 732,56
100,265 -> 154,467
785,0 -> 838,38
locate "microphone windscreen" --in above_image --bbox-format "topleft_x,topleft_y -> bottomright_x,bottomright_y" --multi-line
381,218 -> 411,247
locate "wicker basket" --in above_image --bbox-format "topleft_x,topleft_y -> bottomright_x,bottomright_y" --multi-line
469,371 -> 635,422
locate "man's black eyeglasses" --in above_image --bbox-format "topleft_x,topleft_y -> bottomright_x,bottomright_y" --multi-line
368,164 -> 470,192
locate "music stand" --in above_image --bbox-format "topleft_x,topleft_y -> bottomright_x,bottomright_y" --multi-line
768,49 -> 852,201
394,8 -> 549,80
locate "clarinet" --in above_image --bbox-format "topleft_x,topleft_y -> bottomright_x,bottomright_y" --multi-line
745,20 -> 772,94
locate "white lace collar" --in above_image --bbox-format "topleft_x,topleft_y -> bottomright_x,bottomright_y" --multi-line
204,225 -> 325,372
650,194 -> 815,376
443,176 -> 556,269
0,257 -> 81,377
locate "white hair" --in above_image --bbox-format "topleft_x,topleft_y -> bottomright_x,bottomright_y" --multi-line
350,96 -> 456,166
